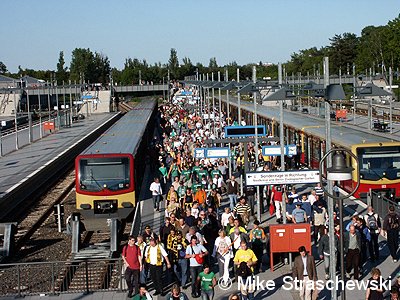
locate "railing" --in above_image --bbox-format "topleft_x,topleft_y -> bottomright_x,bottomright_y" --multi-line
0,258 -> 125,297
370,190 -> 400,219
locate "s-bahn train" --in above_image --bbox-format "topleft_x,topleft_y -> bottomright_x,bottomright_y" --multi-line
75,99 -> 157,229
224,98 -> 400,201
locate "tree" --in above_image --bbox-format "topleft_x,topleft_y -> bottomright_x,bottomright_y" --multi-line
168,48 -> 179,79
56,51 -> 68,83
0,61 -> 7,74
69,48 -> 110,83
70,48 -> 95,83
328,33 -> 359,74
180,57 -> 195,79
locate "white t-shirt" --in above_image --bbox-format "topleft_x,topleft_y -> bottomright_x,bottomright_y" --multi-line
150,182 -> 162,196
221,212 -> 234,227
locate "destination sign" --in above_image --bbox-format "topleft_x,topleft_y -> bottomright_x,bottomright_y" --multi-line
245,170 -> 320,186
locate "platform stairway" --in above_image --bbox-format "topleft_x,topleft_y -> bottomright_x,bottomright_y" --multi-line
78,90 -> 112,114
0,92 -> 18,116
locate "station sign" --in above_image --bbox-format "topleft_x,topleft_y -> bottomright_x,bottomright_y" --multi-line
225,125 -> 266,138
262,144 -> 297,156
194,148 -> 206,159
206,147 -> 230,158
245,170 -> 320,186
194,147 -> 230,159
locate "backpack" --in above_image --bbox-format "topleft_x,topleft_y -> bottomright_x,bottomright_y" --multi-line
367,214 -> 378,230
388,214 -> 400,230
236,261 -> 252,278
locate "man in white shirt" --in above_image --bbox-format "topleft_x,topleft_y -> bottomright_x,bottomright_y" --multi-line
149,178 -> 162,211
144,238 -> 171,296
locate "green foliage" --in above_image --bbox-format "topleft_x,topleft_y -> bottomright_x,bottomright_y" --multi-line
56,51 -> 69,83
0,61 -> 7,74
69,48 -> 110,84
168,48 -> 179,79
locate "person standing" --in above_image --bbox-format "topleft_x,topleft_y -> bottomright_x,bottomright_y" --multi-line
227,175 -> 240,211
363,206 -> 381,262
185,236 -> 208,298
343,225 -> 361,280
149,178 -> 162,212
292,246 -> 317,300
383,205 -> 400,262
122,235 -> 142,298
144,238 -> 171,296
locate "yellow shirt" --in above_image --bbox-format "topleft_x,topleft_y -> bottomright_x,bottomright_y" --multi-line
233,248 -> 258,271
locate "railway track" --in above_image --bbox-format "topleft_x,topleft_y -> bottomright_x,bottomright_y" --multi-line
13,170 -> 76,251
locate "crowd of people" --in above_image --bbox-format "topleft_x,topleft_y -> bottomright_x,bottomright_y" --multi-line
121,89 -> 400,300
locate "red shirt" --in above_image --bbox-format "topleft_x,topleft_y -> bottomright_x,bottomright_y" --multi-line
122,244 -> 141,270
272,186 -> 283,202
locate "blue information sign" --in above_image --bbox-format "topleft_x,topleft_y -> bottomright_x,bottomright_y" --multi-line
262,145 -> 297,157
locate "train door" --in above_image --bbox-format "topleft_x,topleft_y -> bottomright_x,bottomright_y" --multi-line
307,136 -> 311,167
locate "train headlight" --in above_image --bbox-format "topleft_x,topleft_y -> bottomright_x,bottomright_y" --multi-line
80,204 -> 91,210
122,202 -> 133,208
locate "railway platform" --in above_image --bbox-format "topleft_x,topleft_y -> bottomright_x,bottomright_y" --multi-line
0,113 -> 120,222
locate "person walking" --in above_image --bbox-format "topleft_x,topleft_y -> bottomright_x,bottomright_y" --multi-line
249,220 -> 266,274
363,206 -> 381,262
365,268 -> 385,300
165,284 -> 189,300
149,178 -> 162,212
234,241 -> 258,300
270,185 -> 283,223
144,238 -> 171,296
197,264 -> 216,300
383,205 -> 400,262
318,226 -> 338,280
213,229 -> 232,285
122,235 -> 143,298
227,175 -> 240,211
185,236 -> 208,298
292,246 -> 318,300
343,225 -> 361,280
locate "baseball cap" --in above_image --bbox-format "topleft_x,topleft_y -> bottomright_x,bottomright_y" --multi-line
396,272 -> 400,278
145,225 -> 151,230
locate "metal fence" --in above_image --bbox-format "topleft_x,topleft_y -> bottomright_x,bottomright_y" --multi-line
0,258 -> 125,297
370,190 -> 400,219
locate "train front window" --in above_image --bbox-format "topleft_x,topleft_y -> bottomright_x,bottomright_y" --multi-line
358,146 -> 400,180
79,157 -> 130,192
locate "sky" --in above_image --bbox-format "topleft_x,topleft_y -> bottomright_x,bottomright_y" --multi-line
1,0 -> 400,73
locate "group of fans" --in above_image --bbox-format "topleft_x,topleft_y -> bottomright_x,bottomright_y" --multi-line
122,89 -> 400,300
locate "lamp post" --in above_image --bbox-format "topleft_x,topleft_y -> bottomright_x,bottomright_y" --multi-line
319,148 -> 360,300
252,66 -> 261,222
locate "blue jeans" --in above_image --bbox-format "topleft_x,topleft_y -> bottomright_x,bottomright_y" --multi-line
152,195 -> 161,210
228,194 -> 237,211
190,266 -> 202,295
174,258 -> 188,287
201,289 -> 214,300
